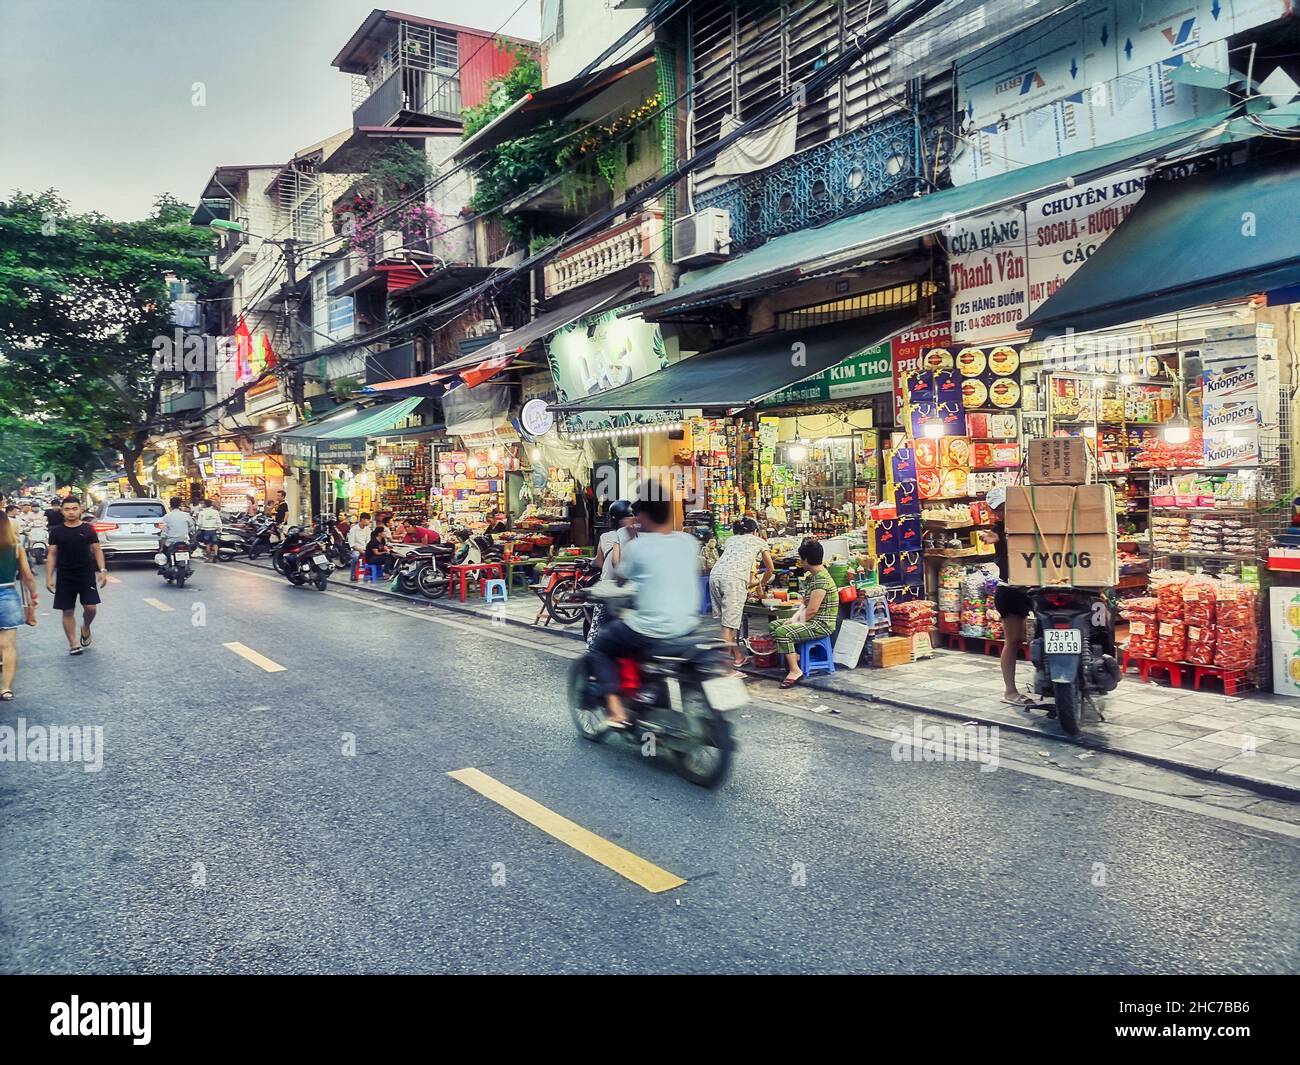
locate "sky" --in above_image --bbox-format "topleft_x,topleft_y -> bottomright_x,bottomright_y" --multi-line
0,0 -> 541,221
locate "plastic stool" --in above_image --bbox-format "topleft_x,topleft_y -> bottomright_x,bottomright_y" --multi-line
798,635 -> 836,678
365,564 -> 383,581
483,579 -> 508,604
700,574 -> 712,615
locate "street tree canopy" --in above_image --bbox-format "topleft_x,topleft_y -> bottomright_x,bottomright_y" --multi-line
0,190 -> 217,494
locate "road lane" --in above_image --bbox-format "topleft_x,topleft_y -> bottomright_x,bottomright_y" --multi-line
2,560 -> 1297,974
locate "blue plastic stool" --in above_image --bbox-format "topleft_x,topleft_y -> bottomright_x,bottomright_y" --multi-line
365,564 -> 383,582
700,574 -> 712,615
483,578 -> 508,604
798,635 -> 836,677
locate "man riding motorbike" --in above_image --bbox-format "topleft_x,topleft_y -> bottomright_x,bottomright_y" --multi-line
586,492 -> 700,729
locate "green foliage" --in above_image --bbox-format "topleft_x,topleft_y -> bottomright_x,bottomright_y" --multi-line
0,190 -> 218,491
356,142 -> 434,202
463,52 -> 571,244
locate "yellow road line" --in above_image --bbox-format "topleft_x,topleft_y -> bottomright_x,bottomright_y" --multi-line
448,767 -> 686,894
222,641 -> 287,673
142,597 -> 174,612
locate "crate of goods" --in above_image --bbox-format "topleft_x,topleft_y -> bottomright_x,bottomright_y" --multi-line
1027,436 -> 1092,485
872,636 -> 913,667
1004,484 -> 1118,587
891,599 -> 936,636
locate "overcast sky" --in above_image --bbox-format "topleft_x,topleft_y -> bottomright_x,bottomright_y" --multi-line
0,0 -> 540,220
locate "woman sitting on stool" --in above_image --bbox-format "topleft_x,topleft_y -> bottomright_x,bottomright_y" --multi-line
769,538 -> 838,689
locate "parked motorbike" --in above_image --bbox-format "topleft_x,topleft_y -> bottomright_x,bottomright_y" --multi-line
155,538 -> 195,588
534,555 -> 601,625
218,513 -> 280,560
276,527 -> 334,591
1028,585 -> 1121,736
567,585 -> 739,787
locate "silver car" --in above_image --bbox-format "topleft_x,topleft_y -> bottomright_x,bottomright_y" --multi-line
92,498 -> 168,559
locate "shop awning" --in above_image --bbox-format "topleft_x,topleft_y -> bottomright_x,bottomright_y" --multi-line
1019,157 -> 1300,335
549,311 -> 916,413
625,107 -> 1263,322
318,396 -> 423,439
366,280 -> 636,397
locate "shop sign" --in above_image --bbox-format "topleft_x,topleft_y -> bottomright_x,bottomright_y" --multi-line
948,206 -> 1031,345
192,441 -> 212,460
240,457 -> 264,477
316,437 -> 368,466
760,343 -> 892,407
282,437 -> 316,469
892,323 -> 952,422
211,450 -> 243,476
521,398 -> 555,437
547,311 -> 680,432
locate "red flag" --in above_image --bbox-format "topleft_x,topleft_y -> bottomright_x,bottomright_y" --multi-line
260,333 -> 277,370
234,317 -> 253,381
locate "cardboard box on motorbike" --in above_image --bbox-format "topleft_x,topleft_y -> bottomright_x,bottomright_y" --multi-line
1004,484 -> 1117,588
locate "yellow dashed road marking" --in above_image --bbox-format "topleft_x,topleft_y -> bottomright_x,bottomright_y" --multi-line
142,598 -> 174,612
222,641 -> 286,673
448,767 -> 686,893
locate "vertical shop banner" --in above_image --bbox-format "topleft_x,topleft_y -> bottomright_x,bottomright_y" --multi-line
891,323 -> 952,423
948,207 -> 1031,345
1024,168 -> 1148,317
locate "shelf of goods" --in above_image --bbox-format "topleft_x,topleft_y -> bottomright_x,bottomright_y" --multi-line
437,449 -> 506,529
691,418 -> 743,530
377,443 -> 432,519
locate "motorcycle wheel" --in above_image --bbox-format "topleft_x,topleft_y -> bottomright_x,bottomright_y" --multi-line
566,658 -> 609,743
672,686 -> 733,788
248,545 -> 261,560
397,567 -> 421,594
1053,679 -> 1081,736
416,565 -> 448,599
314,573 -> 330,590
288,572 -> 306,586
545,576 -> 586,625
175,573 -> 187,588
271,550 -> 289,575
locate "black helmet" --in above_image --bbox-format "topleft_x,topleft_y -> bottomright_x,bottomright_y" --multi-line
608,499 -> 633,522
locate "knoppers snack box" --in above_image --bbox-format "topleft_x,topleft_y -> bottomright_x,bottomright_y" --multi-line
1004,484 -> 1118,587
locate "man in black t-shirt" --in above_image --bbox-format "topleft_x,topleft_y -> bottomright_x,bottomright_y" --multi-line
273,490 -> 288,526
46,498 -> 107,655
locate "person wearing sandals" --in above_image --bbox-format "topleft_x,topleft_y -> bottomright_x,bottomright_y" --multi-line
709,517 -> 775,671
46,498 -> 107,655
0,509 -> 40,700
978,485 -> 1033,707
770,539 -> 838,688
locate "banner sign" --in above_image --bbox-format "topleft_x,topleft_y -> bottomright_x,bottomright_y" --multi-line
317,438 -> 368,466
761,342 -> 892,407
211,450 -> 243,476
948,207 -> 1031,344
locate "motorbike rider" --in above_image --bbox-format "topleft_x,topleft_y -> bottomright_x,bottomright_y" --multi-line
589,499 -> 637,646
977,486 -> 1033,706
588,491 -> 700,729
160,497 -> 195,567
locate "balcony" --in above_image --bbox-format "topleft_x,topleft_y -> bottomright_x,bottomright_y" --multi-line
543,210 -> 662,300
365,341 -> 417,385
216,224 -> 254,276
352,67 -> 461,129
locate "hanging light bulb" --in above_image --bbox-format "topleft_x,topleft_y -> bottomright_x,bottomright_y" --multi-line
788,441 -> 808,463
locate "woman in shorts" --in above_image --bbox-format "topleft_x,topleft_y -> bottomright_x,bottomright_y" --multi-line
980,486 -> 1033,706
708,517 -> 774,671
0,509 -> 39,700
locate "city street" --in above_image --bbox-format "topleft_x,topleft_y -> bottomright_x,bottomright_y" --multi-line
2,560 -> 1297,975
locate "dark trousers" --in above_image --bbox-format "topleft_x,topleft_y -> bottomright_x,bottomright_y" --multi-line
589,620 -> 662,697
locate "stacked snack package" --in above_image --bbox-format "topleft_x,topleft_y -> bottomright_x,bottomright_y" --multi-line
959,568 -> 991,637
1157,619 -> 1187,661
1150,514 -> 1191,553
1183,576 -> 1217,665
1213,583 -> 1258,670
1120,597 -> 1159,658
891,599 -> 936,637
1152,570 -> 1188,623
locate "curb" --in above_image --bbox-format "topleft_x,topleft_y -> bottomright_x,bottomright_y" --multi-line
765,669 -> 1300,804
228,558 -> 1299,802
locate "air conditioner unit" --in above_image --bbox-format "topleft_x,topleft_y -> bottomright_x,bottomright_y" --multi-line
379,229 -> 405,259
672,208 -> 731,265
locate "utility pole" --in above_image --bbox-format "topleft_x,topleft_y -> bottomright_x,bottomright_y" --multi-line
281,237 -> 305,417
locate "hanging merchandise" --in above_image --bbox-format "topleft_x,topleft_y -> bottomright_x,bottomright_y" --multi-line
375,440 -> 434,520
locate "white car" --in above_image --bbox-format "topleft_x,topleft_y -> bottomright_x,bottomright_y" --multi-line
92,498 -> 168,559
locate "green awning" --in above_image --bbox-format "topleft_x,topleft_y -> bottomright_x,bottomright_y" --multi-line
628,107 -> 1253,320
549,312 -> 915,412
1020,158 -> 1300,334
317,396 -> 423,438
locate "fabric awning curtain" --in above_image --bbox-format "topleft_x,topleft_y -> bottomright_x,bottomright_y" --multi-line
1019,158 -> 1300,334
549,311 -> 917,412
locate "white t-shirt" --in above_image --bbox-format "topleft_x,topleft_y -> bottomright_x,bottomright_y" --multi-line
709,532 -> 767,585
597,526 -> 634,580
347,523 -> 372,553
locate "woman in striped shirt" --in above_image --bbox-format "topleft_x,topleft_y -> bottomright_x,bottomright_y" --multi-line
770,538 -> 839,688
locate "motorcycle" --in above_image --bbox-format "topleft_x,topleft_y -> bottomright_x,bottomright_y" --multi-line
277,529 -> 334,590
155,538 -> 194,588
567,585 -> 740,788
23,525 -> 48,566
1028,585 -> 1121,736
533,555 -> 601,625
219,513 -> 280,560
385,542 -> 453,596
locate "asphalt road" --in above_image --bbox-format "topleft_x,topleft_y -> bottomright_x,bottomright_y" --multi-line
1,559 -> 1297,974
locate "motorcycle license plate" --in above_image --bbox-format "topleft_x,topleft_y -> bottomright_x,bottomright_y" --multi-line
1044,628 -> 1081,655
313,556 -> 330,569
702,675 -> 748,711
173,552 -> 189,562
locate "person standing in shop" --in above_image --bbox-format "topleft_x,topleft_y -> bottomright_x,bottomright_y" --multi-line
710,517 -> 775,671
978,486 -> 1033,706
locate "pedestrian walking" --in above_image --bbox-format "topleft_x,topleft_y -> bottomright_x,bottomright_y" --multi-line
0,509 -> 40,700
45,498 -> 107,656
195,499 -> 223,562
709,517 -> 775,670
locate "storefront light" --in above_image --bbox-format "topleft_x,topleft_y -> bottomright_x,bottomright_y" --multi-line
263,418 -> 278,431
1162,414 -> 1191,445
788,441 -> 808,463
1082,425 -> 1097,439
922,419 -> 945,439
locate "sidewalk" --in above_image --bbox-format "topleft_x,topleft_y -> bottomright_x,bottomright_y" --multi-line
229,557 -> 1300,800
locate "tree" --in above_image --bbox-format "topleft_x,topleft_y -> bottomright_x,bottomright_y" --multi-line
0,190 -> 218,494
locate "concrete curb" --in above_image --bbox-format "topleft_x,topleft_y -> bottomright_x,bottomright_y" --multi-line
229,557 -> 1299,802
